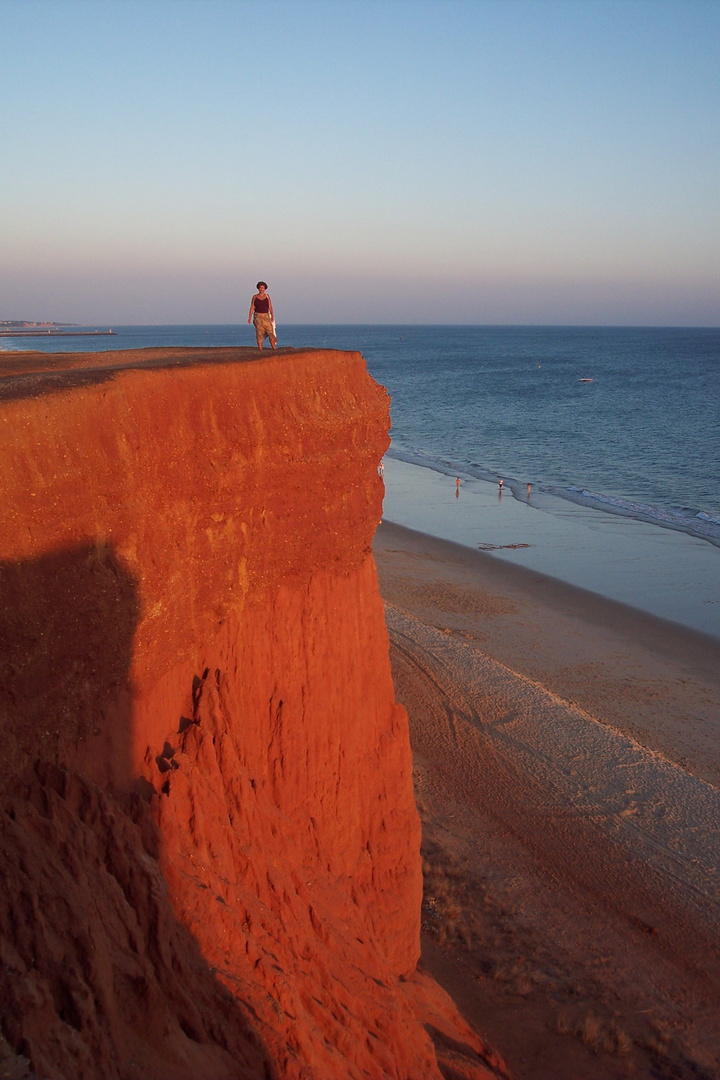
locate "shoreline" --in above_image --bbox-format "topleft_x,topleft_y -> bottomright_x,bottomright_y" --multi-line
387,445 -> 720,552
382,455 -> 720,640
374,520 -> 720,1078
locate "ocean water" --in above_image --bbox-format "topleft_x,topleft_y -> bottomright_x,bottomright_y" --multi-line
4,323 -> 720,631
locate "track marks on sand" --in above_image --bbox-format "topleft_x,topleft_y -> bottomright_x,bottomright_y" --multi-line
385,603 -> 720,1080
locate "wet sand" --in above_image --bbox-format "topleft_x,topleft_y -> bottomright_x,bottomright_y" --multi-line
381,455 -> 720,639
374,521 -> 720,1080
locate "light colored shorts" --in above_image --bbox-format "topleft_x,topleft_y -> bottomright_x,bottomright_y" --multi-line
253,312 -> 276,347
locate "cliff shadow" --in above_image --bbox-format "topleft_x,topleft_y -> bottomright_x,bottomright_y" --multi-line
0,543 -> 276,1079
0,544 -> 137,786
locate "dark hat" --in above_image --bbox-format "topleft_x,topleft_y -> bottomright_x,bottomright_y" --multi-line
256,281 -> 268,289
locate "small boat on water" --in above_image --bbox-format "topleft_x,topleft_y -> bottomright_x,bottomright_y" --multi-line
579,378 -> 594,382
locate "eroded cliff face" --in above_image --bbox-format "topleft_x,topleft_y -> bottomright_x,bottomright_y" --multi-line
0,348 -> 503,1080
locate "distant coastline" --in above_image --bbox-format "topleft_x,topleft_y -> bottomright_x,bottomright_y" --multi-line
0,323 -> 115,338
0,320 -> 76,328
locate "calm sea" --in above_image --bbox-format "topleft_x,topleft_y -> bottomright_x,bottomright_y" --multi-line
4,323 -> 720,547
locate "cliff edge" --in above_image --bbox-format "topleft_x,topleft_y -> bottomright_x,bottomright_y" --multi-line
0,347 -> 505,1079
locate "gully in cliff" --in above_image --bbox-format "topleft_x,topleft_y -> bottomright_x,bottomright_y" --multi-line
247,280 -> 277,349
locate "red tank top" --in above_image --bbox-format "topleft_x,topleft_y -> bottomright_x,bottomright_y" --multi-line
254,296 -> 270,313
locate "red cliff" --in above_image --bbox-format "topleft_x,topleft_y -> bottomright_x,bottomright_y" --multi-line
0,347 -> 504,1079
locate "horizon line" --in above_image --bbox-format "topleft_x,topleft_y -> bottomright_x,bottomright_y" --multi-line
4,322 -> 718,331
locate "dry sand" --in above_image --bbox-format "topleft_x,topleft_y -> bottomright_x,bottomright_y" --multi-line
374,521 -> 720,1080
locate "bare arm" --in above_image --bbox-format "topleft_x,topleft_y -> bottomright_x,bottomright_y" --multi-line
247,294 -> 256,323
267,295 -> 274,319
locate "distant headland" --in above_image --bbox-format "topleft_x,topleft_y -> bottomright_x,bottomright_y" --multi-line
1,320 -> 76,327
0,320 -> 115,338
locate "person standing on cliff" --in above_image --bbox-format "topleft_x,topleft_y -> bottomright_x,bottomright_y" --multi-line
248,281 -> 277,349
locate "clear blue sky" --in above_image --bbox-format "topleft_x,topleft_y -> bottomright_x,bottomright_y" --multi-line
2,0 -> 718,324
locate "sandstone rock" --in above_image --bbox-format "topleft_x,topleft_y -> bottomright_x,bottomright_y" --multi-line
0,348 -> 505,1079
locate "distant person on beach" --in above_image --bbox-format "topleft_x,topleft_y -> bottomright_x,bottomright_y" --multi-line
248,281 -> 276,349
456,477 -> 461,498
498,478 -> 503,490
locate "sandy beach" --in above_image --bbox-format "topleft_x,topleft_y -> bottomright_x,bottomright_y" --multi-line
374,521 -> 720,1080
